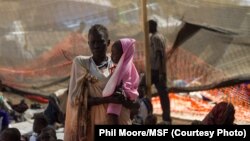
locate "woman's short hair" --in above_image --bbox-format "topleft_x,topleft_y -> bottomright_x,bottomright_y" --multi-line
88,24 -> 109,40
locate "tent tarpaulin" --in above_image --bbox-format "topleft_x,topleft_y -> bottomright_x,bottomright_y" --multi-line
0,0 -> 249,122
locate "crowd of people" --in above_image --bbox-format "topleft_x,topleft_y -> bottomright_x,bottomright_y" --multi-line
0,20 -> 237,141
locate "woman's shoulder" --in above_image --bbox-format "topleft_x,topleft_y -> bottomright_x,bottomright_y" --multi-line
73,55 -> 91,66
74,55 -> 91,61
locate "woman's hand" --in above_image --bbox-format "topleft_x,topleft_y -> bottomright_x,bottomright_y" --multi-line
122,99 -> 140,110
111,84 -> 140,109
107,93 -> 126,104
106,94 -> 140,110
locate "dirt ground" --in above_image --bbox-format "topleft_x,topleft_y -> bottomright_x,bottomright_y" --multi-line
172,118 -> 192,125
156,115 -> 192,125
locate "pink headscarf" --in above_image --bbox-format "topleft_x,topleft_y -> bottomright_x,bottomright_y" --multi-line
103,38 -> 139,100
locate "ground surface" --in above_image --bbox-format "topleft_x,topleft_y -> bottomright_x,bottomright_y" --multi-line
3,91 -> 192,125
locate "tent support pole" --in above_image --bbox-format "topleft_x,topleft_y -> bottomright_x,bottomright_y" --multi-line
141,0 -> 151,98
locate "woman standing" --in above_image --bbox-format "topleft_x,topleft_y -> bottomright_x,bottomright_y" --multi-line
64,24 -> 132,141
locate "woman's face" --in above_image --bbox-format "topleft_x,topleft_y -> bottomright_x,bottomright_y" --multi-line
111,41 -> 123,64
88,30 -> 109,58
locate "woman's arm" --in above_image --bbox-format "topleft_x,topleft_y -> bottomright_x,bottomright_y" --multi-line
88,96 -> 110,106
88,95 -> 139,110
88,80 -> 140,109
88,94 -> 125,107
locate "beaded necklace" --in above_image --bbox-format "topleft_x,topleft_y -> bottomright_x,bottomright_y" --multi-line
96,57 -> 109,69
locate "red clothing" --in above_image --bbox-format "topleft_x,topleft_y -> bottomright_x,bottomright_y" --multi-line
202,102 -> 235,125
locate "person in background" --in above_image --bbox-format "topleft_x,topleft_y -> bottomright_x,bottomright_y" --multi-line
37,126 -> 58,141
144,114 -> 158,125
131,73 -> 153,125
103,38 -> 140,124
29,113 -> 48,141
0,109 -> 9,132
0,127 -> 21,141
43,90 -> 66,128
148,19 -> 171,124
0,81 -> 10,132
202,101 -> 235,125
0,80 -> 13,113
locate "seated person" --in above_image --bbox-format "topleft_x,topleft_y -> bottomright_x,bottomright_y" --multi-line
144,114 -> 158,125
131,73 -> 153,125
0,109 -> 9,132
43,89 -> 67,128
29,113 -> 48,141
0,127 -> 21,141
202,101 -> 235,125
37,126 -> 58,141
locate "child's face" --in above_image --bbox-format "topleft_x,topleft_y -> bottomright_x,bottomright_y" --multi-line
111,41 -> 123,64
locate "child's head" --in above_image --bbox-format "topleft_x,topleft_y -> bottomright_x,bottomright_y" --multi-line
0,128 -> 21,141
111,40 -> 123,64
33,113 -> 48,134
37,127 -> 57,141
144,114 -> 157,125
148,19 -> 157,33
111,38 -> 136,64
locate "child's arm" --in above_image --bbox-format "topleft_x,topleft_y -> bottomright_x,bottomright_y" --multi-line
123,81 -> 139,101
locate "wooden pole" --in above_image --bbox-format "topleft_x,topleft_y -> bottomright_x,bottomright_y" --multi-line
141,0 -> 151,98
